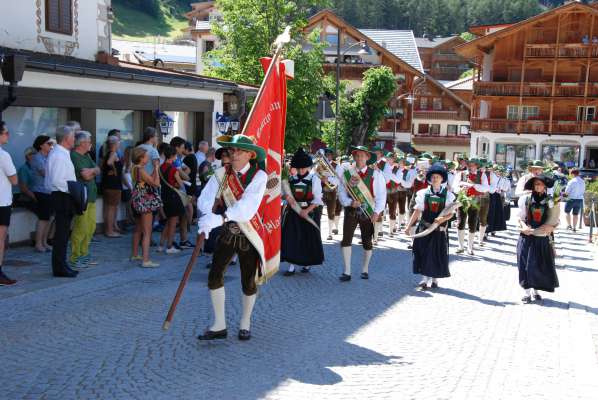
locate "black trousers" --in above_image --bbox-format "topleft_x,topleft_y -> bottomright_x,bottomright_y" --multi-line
51,191 -> 74,273
208,222 -> 260,296
341,207 -> 374,250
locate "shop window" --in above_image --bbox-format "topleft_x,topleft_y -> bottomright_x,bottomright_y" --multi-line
2,106 -> 67,178
96,110 -> 139,162
46,0 -> 73,35
447,124 -> 458,136
542,145 -> 580,168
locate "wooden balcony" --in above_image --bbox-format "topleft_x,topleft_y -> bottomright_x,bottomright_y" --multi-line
413,110 -> 463,120
378,118 -> 411,132
474,81 -> 598,97
322,63 -> 374,80
412,131 -> 470,145
471,118 -> 598,135
432,53 -> 466,62
525,43 -> 598,58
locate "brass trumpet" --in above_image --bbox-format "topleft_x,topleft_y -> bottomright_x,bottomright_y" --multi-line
314,149 -> 338,191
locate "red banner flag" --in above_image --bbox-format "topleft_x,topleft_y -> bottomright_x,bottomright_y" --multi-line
243,57 -> 289,283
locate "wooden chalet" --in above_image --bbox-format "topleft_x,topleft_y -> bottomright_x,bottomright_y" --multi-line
457,1 -> 598,169
416,35 -> 472,81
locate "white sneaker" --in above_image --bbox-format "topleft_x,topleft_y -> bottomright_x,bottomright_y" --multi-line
156,246 -> 164,253
166,246 -> 181,254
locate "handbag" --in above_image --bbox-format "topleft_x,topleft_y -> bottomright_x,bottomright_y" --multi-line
67,181 -> 88,215
131,166 -> 162,214
159,166 -> 190,208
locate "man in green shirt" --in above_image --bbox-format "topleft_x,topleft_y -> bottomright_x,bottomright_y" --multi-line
69,131 -> 100,268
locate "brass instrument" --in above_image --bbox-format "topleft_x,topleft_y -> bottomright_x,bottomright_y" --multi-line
314,149 -> 338,191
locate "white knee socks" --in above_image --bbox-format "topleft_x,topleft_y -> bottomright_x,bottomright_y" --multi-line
479,225 -> 487,245
457,230 -> 465,250
468,232 -> 475,254
240,294 -> 256,331
389,220 -> 396,236
334,216 -> 340,233
362,250 -> 372,274
288,264 -> 295,273
209,287 -> 226,331
342,246 -> 352,276
327,218 -> 334,238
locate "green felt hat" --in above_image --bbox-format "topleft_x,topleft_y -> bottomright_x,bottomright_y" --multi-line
419,152 -> 434,160
370,146 -> 384,153
468,157 -> 481,166
385,151 -> 395,158
216,134 -> 266,163
352,146 -> 377,165
529,159 -> 544,169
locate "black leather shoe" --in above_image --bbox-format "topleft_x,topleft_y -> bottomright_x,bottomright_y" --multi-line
430,282 -> 439,289
283,270 -> 295,277
360,272 -> 369,280
198,329 -> 227,340
521,296 -> 532,304
238,329 -> 251,341
339,274 -> 351,282
417,282 -> 428,291
53,270 -> 78,278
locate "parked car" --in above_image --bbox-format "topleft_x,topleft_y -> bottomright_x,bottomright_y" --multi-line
579,168 -> 598,181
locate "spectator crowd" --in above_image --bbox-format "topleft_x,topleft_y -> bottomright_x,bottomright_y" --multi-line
0,120 -> 219,286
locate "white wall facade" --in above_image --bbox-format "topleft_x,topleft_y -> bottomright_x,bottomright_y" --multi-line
412,117 -> 470,137
0,0 -> 112,61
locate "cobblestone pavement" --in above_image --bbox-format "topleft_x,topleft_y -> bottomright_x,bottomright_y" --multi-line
1,209 -> 597,400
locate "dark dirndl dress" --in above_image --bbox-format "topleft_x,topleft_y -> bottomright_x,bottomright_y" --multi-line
504,202 -> 511,222
516,195 -> 559,292
281,206 -> 324,266
412,189 -> 450,279
487,192 -> 507,232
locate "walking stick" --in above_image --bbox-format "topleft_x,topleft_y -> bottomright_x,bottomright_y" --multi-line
162,232 -> 206,331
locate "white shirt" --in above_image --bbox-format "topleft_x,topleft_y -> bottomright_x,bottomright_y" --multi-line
45,144 -> 76,193
398,167 -> 416,189
486,171 -> 499,194
414,187 -> 456,211
195,151 -> 206,166
0,146 -> 17,206
337,165 -> 387,214
197,163 -> 267,238
565,176 -> 585,200
452,169 -> 490,194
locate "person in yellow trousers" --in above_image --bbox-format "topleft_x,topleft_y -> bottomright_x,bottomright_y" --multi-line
69,131 -> 100,269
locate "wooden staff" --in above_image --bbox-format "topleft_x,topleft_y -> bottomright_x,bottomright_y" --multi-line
162,232 -> 206,331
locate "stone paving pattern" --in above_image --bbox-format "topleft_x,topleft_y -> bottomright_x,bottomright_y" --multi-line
1,207 -> 597,400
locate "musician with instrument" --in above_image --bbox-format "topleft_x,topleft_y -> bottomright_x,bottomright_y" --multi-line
382,152 -> 402,237
281,148 -> 324,276
516,174 -> 559,304
404,163 -> 456,290
372,146 -> 392,241
453,158 -> 490,255
196,134 -> 268,342
396,156 -> 416,231
337,146 -> 387,281
318,148 -> 341,240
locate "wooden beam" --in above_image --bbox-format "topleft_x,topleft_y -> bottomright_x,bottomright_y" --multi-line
582,14 -> 595,135
518,28 -> 530,134
549,14 -> 562,133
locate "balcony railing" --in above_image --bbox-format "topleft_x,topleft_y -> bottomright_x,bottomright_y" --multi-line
432,53 -> 466,62
471,118 -> 598,134
474,81 -> 598,97
378,118 -> 410,132
322,63 -> 374,80
413,110 -> 463,120
525,43 -> 598,58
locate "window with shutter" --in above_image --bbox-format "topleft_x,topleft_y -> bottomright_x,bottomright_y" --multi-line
45,0 -> 73,35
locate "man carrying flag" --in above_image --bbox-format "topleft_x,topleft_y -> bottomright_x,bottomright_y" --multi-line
194,27 -> 291,341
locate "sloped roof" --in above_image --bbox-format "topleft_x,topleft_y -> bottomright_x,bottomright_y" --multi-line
414,35 -> 461,49
444,76 -> 474,91
359,29 -> 424,74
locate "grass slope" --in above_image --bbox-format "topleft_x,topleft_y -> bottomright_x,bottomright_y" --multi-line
111,0 -> 188,40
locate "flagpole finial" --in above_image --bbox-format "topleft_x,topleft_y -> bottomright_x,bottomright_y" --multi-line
274,26 -> 292,49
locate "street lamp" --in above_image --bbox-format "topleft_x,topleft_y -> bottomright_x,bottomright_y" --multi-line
335,40 -> 371,152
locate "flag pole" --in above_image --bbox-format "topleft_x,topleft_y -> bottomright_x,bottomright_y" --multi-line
241,26 -> 291,135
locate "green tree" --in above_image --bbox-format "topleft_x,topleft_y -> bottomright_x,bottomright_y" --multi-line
340,66 -> 396,147
205,0 -> 330,151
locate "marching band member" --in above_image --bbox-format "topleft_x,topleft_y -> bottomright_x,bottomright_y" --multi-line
477,158 -> 492,245
196,134 -> 267,342
396,157 -> 416,231
337,146 -> 386,281
517,174 -> 559,304
281,148 -> 324,276
405,163 -> 456,290
486,164 -> 507,235
453,158 -> 490,255
321,148 -> 341,240
372,147 -> 391,242
514,160 -> 545,198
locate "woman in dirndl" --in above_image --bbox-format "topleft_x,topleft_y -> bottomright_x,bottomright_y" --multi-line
405,163 -> 456,290
486,164 -> 507,235
516,174 -> 559,304
281,148 -> 324,276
